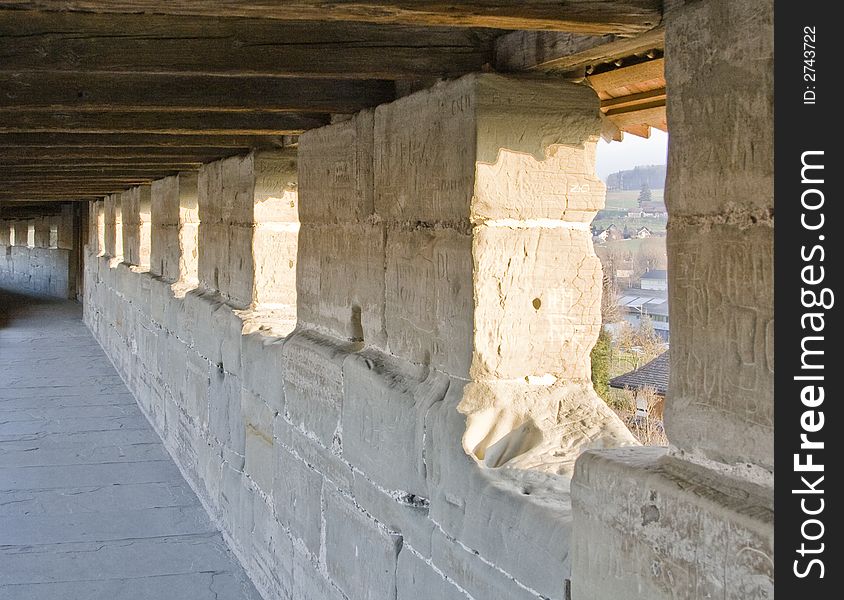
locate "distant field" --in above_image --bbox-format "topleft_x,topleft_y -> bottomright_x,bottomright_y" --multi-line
604,188 -> 665,210
600,237 -> 667,254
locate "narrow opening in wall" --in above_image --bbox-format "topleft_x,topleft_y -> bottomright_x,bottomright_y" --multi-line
593,129 -> 670,446
8,226 -> 14,247
26,225 -> 35,248
49,225 -> 58,249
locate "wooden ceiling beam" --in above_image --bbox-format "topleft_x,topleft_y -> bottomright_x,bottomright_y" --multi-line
0,111 -> 328,135
0,11 -> 496,79
587,57 -> 664,93
0,73 -> 395,113
494,26 -> 663,73
0,1 -> 663,34
0,148 -> 247,160
0,133 -> 289,149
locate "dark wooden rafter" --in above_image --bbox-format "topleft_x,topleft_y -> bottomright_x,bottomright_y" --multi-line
0,1 -> 662,34
0,111 -> 329,135
0,133 -> 291,149
0,11 -> 497,79
0,2 -> 669,204
494,26 -> 663,73
0,74 -> 396,112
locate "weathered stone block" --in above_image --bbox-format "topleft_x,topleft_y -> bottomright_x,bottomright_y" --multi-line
103,193 -> 123,259
242,389 -> 276,494
396,548 -> 467,600
324,488 -> 402,600
121,185 -> 152,269
240,331 -> 287,414
572,448 -> 774,600
472,225 -> 601,380
429,529 -> 541,600
273,445 -> 323,557
252,223 -> 298,309
274,416 -> 354,495
291,552 -> 346,600
352,471 -> 435,559
426,387 -> 575,600
150,175 -> 181,281
374,74 -> 602,225
384,225 -> 473,376
209,369 -> 245,459
298,109 -> 375,224
282,330 -> 355,447
665,0 -> 772,218
343,350 -> 449,496
666,223 -> 773,469
296,222 -> 385,345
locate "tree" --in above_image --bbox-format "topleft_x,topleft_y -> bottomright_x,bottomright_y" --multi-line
601,274 -> 623,324
591,326 -> 612,401
637,180 -> 652,205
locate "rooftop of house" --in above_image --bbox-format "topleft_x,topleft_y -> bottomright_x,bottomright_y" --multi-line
609,350 -> 669,396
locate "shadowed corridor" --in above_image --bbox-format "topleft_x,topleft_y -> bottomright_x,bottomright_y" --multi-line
0,288 -> 261,600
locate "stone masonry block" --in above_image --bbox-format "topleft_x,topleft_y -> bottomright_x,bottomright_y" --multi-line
273,445 -> 323,557
274,416 -> 354,495
665,223 -> 773,469
572,448 -> 773,600
324,488 -> 402,600
472,224 -> 601,381
150,175 -> 180,280
241,389 -> 276,495
425,387 -> 574,600
281,330 -> 356,447
384,225 -> 473,376
103,193 -> 122,259
252,224 -> 298,309
298,109 -> 374,224
351,471 -> 435,559
253,150 -> 299,224
374,74 -> 602,225
666,0 -> 772,217
121,185 -> 152,269
240,331 -> 287,414
296,222 -> 385,345
343,350 -> 449,497
396,548 -> 468,600
209,368 -> 245,459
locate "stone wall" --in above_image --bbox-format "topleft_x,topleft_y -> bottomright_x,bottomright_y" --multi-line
1,217 -> 74,298
83,74 -> 634,600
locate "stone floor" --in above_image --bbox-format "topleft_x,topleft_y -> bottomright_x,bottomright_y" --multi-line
0,288 -> 263,600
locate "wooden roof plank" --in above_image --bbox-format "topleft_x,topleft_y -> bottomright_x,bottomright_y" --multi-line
0,1 -> 663,34
0,73 -> 395,113
0,10 -> 496,79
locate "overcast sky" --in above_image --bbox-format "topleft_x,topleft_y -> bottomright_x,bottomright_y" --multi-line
595,129 -> 668,182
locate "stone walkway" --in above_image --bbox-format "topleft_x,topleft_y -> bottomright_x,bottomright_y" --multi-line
0,288 -> 263,600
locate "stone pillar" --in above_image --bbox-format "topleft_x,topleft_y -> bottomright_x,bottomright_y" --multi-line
25,221 -> 35,248
150,172 -> 199,287
103,193 -> 123,260
89,200 -> 105,256
0,221 -> 10,246
299,74 -> 633,475
197,150 -> 298,313
571,1 -> 774,599
13,221 -> 28,247
297,109 -> 383,344
33,217 -> 51,248
57,204 -> 75,251
381,75 -> 634,470
121,184 -> 152,269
